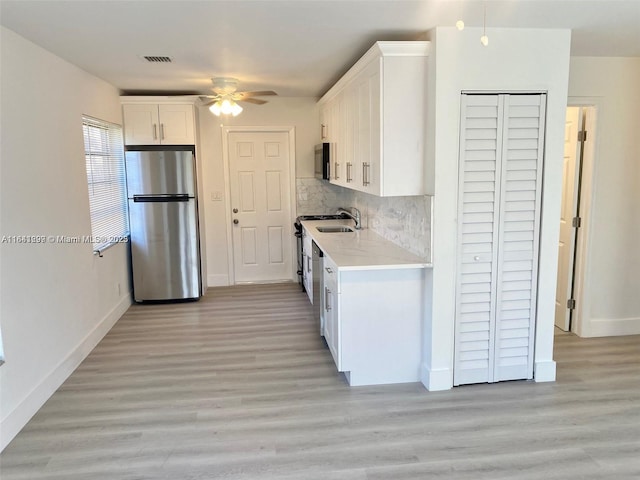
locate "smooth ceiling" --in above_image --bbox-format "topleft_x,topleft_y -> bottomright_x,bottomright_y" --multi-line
1,1 -> 639,97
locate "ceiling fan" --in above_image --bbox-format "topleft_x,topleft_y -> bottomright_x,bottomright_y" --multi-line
200,77 -> 277,116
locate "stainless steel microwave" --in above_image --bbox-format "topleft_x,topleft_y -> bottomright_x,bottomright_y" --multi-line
314,143 -> 330,180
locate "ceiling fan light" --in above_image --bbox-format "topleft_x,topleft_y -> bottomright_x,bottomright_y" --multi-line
220,99 -> 234,115
209,101 -> 222,116
231,102 -> 243,116
456,20 -> 465,31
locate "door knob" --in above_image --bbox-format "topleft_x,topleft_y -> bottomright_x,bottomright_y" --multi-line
233,208 -> 238,213
233,219 -> 239,225
474,256 -> 480,261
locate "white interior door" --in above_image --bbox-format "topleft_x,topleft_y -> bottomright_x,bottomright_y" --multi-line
493,94 -> 545,382
454,94 -> 503,386
227,130 -> 293,283
455,93 -> 545,386
555,107 -> 581,331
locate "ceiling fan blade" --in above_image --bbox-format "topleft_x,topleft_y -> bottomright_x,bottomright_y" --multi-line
240,98 -> 268,105
202,100 -> 218,107
240,90 -> 278,98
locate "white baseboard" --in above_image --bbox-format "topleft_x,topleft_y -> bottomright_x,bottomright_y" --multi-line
0,293 -> 132,452
420,364 -> 452,391
534,360 -> 557,382
588,317 -> 640,337
207,274 -> 229,287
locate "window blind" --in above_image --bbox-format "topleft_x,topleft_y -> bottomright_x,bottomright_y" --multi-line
82,115 -> 128,253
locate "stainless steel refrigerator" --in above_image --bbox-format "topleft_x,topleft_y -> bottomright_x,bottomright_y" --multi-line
125,147 -> 201,302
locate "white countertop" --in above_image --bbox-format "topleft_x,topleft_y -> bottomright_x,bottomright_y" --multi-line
301,219 -> 432,271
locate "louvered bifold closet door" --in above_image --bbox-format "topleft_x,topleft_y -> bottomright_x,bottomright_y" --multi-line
494,94 -> 546,381
454,93 -> 546,386
454,95 -> 504,386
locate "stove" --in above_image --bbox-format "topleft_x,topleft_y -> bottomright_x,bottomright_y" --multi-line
294,214 -> 348,289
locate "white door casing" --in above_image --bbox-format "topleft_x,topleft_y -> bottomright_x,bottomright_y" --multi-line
555,107 -> 581,331
454,93 -> 546,386
223,128 -> 295,284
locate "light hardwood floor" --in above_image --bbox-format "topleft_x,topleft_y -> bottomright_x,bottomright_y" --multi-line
1,283 -> 639,479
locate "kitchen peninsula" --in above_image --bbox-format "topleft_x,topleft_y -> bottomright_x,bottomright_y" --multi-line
301,219 -> 431,386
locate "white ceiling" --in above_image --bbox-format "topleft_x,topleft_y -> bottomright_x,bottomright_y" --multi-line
1,1 -> 639,98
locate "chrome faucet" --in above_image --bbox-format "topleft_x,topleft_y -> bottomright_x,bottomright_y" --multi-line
337,207 -> 362,230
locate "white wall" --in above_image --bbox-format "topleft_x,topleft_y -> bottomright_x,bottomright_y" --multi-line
0,27 -> 131,450
422,27 -> 571,391
567,57 -> 640,337
197,98 -> 319,287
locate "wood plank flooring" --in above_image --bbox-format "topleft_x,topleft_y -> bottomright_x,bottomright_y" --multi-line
1,283 -> 639,479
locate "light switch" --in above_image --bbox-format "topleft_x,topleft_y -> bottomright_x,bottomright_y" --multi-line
211,191 -> 222,201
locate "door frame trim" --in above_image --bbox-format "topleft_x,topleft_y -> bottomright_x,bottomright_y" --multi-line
565,99 -> 599,337
221,126 -> 297,285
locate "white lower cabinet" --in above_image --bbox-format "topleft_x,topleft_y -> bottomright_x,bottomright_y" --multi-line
302,228 -> 313,303
322,256 -> 340,367
322,254 -> 424,386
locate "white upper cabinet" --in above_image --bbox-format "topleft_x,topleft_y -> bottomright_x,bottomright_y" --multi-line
318,41 -> 430,196
122,103 -> 195,145
157,104 -> 196,145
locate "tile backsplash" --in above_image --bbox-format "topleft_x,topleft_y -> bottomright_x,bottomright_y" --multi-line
296,178 -> 432,261
296,178 -> 350,215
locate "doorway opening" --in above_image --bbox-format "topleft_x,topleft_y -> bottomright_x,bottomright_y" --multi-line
554,105 -> 596,334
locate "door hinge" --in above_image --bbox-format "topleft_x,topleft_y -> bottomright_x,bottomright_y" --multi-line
567,299 -> 576,310
578,130 -> 587,142
572,216 -> 582,228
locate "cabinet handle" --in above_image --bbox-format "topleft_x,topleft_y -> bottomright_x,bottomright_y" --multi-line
307,255 -> 312,272
153,124 -> 158,140
346,163 -> 352,183
325,287 -> 331,311
321,124 -> 327,139
363,162 -> 371,186
325,267 -> 333,274
334,162 -> 339,180
160,123 -> 165,140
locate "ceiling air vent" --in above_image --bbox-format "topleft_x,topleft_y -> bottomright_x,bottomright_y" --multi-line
142,56 -> 173,63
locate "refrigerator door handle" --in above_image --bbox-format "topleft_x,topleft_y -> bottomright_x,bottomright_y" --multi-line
133,194 -> 190,203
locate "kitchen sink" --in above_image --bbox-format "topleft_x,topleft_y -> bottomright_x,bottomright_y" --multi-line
316,226 -> 355,233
